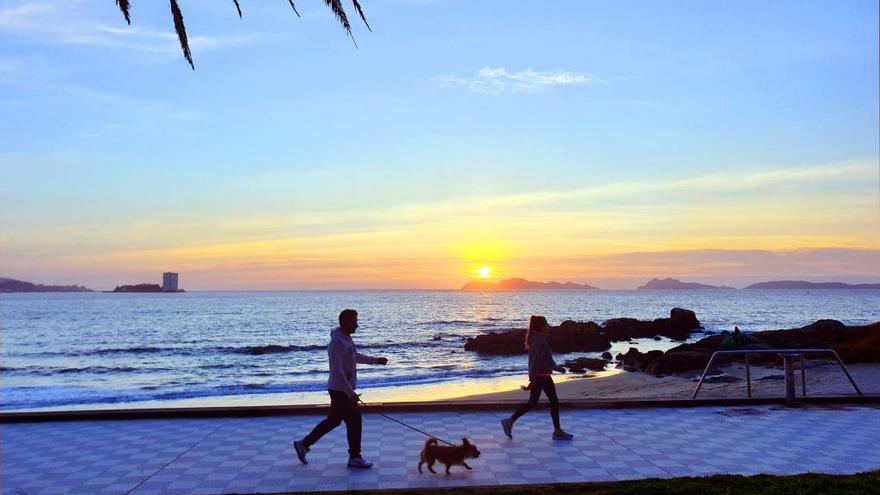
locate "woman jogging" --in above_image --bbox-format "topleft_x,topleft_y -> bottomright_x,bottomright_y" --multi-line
501,315 -> 574,440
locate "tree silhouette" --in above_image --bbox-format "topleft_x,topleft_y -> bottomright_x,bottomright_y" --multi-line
114,0 -> 371,70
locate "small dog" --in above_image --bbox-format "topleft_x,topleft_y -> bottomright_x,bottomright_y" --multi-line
418,437 -> 481,474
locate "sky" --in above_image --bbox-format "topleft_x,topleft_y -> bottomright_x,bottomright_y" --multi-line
0,0 -> 878,290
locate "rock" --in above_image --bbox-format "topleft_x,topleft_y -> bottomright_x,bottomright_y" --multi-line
563,357 -> 608,373
701,375 -> 742,383
601,308 -> 702,341
759,374 -> 784,381
464,329 -> 527,355
463,321 -> 611,356
601,351 -> 613,360
616,348 -> 663,370
645,351 -> 711,375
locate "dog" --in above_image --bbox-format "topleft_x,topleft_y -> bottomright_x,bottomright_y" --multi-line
418,437 -> 480,474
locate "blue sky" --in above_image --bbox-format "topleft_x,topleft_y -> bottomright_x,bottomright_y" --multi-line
0,0 -> 878,289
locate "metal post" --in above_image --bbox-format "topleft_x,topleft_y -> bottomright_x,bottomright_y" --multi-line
830,350 -> 863,396
781,353 -> 797,406
800,353 -> 807,397
691,353 -> 718,399
745,353 -> 751,398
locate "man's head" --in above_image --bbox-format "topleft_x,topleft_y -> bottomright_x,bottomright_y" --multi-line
339,309 -> 359,334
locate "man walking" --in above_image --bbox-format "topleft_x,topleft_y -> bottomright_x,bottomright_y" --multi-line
294,309 -> 388,468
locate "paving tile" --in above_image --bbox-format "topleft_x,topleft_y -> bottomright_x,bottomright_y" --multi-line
1,405 -> 878,494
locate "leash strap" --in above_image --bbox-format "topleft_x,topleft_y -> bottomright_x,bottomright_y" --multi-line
358,399 -> 455,446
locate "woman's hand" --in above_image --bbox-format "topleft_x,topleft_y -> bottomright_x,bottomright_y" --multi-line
376,357 -> 388,365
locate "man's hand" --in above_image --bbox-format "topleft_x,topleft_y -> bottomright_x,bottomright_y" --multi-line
376,357 -> 388,365
350,393 -> 361,403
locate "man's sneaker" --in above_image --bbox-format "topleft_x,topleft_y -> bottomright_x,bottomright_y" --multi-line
347,457 -> 373,469
552,430 -> 574,441
501,418 -> 513,439
293,440 -> 309,464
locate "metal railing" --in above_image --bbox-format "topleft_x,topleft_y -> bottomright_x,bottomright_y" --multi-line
692,349 -> 863,403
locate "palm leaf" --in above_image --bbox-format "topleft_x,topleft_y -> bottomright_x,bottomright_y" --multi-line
169,0 -> 194,70
233,0 -> 242,18
323,0 -> 353,38
287,0 -> 301,17
351,0 -> 371,31
116,0 -> 132,25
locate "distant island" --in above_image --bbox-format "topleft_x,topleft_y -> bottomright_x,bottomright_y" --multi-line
462,277 -> 599,290
0,277 -> 93,293
744,280 -> 880,290
112,283 -> 185,293
637,278 -> 735,290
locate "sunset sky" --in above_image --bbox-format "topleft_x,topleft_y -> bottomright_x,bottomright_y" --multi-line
1,0 -> 878,290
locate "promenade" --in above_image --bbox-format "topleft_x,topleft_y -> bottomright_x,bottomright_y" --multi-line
2,404 -> 878,495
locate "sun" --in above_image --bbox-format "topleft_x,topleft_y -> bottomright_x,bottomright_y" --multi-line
476,266 -> 492,279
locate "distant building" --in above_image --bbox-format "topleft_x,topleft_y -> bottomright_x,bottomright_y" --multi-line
162,272 -> 179,292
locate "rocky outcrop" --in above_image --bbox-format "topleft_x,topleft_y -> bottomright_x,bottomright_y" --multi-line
638,278 -> 735,290
562,357 -> 609,373
602,307 -> 702,341
620,320 -> 880,376
462,278 -> 599,290
464,308 -> 702,355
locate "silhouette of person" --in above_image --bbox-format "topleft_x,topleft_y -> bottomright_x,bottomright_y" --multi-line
501,315 -> 574,440
294,309 -> 388,468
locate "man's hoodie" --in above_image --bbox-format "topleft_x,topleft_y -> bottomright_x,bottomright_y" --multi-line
327,327 -> 379,398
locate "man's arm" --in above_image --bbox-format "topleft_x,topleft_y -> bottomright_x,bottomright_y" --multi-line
356,352 -> 387,365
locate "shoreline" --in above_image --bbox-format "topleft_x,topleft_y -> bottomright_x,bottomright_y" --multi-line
6,363 -> 878,414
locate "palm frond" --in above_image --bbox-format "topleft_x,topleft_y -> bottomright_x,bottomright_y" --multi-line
233,0 -> 242,18
169,0 -> 194,70
287,0 -> 301,17
351,0 -> 371,31
323,0 -> 353,38
116,0 -> 132,25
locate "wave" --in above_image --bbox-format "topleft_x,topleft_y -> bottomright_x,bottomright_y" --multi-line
18,339 -> 446,359
1,365 -> 176,376
416,320 -> 484,326
0,365 -> 527,410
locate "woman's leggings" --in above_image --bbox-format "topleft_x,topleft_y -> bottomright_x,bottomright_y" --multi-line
510,375 -> 560,429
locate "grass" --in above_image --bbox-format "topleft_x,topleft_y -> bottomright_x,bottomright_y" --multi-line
267,471 -> 879,495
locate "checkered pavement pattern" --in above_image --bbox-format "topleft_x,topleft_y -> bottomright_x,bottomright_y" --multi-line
2,405 -> 878,494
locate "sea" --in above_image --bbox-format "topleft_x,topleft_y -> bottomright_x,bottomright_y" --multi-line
1,290 -> 878,411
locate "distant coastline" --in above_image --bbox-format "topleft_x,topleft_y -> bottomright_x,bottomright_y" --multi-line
0,278 -> 93,293
743,280 -> 880,290
637,278 -> 735,290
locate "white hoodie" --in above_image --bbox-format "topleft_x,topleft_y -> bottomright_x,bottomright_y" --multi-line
326,327 -> 379,398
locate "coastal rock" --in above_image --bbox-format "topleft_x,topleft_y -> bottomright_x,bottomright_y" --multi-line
601,351 -> 613,360
616,348 -> 663,370
463,308 -> 704,355
563,357 -> 608,373
645,351 -> 711,375
602,308 -> 701,341
464,320 -> 611,356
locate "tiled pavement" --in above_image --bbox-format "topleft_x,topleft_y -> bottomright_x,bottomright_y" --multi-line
2,405 -> 878,494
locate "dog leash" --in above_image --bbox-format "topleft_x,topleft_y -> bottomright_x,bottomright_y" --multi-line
357,398 -> 455,446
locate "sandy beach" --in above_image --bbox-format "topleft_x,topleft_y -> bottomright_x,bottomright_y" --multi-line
451,362 -> 880,402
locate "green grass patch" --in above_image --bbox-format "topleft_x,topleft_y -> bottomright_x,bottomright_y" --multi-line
266,470 -> 879,495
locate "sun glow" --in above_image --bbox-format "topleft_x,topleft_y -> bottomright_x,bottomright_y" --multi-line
477,266 -> 492,278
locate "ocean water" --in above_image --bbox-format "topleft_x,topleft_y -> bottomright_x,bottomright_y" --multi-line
1,290 -> 878,411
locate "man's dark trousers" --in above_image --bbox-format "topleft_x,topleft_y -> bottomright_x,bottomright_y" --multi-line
302,390 -> 362,458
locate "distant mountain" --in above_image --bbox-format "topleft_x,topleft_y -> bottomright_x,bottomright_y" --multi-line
0,277 -> 93,293
462,277 -> 599,290
744,280 -> 880,290
637,278 -> 735,290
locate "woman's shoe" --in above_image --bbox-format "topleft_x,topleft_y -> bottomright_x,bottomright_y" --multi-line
501,418 -> 513,439
552,430 -> 574,440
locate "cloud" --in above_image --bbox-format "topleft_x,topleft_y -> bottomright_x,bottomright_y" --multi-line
0,0 -> 256,58
433,67 -> 590,95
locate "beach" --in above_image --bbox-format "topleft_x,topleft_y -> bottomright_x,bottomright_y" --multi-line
452,362 -> 880,402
